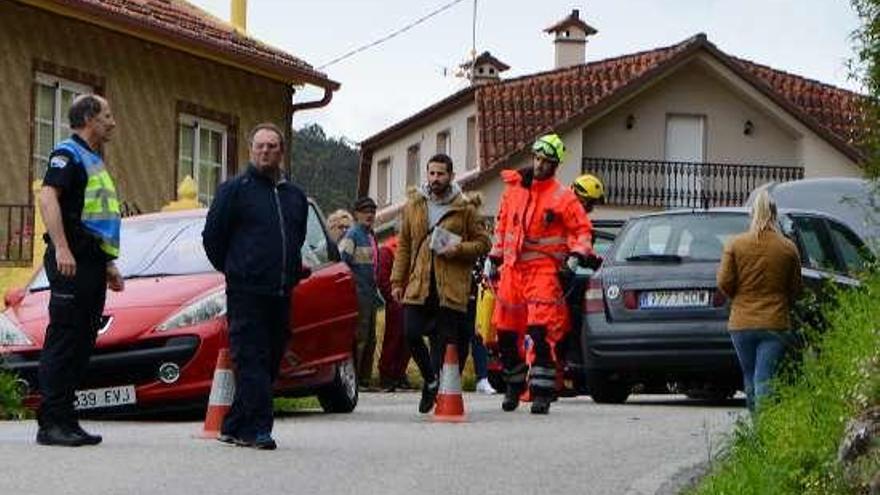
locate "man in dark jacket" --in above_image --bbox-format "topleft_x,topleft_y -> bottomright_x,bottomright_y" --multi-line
202,123 -> 308,450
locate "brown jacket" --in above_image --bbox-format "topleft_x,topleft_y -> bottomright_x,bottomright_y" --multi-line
717,230 -> 803,331
391,187 -> 490,312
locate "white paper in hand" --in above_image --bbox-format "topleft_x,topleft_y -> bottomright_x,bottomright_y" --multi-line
430,226 -> 462,254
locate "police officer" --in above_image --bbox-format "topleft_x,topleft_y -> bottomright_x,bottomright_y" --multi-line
37,94 -> 125,446
203,123 -> 308,450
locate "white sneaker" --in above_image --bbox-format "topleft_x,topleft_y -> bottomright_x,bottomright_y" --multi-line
475,378 -> 497,395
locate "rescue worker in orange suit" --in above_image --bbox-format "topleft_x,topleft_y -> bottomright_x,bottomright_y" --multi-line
484,133 -> 599,414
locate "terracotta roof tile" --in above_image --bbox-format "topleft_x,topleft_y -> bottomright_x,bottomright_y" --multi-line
471,35 -> 867,180
732,57 -> 866,147
48,0 -> 336,86
475,38 -> 694,169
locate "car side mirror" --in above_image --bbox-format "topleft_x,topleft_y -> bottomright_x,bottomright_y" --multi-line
300,264 -> 312,280
4,287 -> 25,307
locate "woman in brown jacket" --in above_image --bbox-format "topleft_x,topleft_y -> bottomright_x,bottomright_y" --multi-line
717,190 -> 802,412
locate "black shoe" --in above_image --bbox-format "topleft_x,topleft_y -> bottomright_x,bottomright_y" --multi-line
236,435 -> 277,450
502,386 -> 522,412
69,424 -> 102,445
36,425 -> 86,447
419,380 -> 439,414
217,433 -> 238,445
531,395 -> 552,415
380,378 -> 397,393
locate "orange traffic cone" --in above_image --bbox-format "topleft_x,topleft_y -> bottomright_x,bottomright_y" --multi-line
433,343 -> 466,422
196,348 -> 235,439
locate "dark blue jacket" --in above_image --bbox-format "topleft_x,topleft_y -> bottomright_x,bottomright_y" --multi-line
202,164 -> 308,296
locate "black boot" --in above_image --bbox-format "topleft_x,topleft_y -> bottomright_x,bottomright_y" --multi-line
502,384 -> 523,412
68,422 -> 102,445
419,380 -> 439,414
36,424 -> 87,447
531,394 -> 552,415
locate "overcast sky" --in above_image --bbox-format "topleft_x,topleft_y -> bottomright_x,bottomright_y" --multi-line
188,0 -> 863,142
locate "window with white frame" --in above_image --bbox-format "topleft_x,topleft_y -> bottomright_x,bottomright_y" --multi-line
436,129 -> 450,155
377,158 -> 392,206
178,115 -> 228,205
406,144 -> 421,187
32,74 -> 93,180
466,116 -> 477,170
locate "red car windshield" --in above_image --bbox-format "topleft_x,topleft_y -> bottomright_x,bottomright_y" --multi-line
30,217 -> 215,290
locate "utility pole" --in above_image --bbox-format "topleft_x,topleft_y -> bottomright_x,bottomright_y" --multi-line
470,0 -> 477,83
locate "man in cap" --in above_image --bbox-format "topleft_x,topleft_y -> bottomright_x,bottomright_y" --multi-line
338,197 -> 383,388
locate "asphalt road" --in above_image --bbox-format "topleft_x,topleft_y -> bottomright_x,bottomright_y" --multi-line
0,393 -> 742,495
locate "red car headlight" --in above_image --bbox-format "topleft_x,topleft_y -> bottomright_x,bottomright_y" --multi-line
155,290 -> 226,332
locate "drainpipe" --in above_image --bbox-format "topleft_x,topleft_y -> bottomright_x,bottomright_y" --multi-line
290,85 -> 335,114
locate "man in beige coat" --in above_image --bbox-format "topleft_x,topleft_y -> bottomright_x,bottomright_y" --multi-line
391,153 -> 490,413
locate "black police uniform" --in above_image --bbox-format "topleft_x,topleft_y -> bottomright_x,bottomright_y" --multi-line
38,134 -> 111,430
202,164 -> 308,444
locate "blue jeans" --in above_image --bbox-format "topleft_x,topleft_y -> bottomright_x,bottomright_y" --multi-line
730,330 -> 794,412
472,333 -> 489,380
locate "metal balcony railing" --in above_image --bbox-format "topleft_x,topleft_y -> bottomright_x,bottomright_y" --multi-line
0,204 -> 35,267
583,157 -> 804,208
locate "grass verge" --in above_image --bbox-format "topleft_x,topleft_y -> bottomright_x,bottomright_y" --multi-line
273,396 -> 321,414
690,272 -> 880,494
0,369 -> 26,420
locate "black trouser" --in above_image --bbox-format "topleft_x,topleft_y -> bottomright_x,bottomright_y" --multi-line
38,246 -> 107,428
404,286 -> 467,385
498,326 -> 556,398
222,292 -> 290,441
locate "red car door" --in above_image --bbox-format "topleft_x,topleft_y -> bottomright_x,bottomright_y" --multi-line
279,204 -> 358,379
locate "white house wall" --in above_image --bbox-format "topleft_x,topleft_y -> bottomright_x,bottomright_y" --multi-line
581,61 -> 801,166
369,102 -> 477,206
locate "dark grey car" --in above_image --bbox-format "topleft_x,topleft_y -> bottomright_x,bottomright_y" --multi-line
581,207 -> 870,404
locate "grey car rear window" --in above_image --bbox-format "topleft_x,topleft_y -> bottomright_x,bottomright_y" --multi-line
614,213 -> 750,262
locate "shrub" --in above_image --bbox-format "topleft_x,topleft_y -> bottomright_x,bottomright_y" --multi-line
691,272 -> 880,494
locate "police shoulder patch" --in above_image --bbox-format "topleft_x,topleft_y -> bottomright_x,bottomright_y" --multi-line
49,155 -> 69,169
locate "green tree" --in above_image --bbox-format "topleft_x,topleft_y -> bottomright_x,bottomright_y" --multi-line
852,0 -> 880,175
289,123 -> 360,214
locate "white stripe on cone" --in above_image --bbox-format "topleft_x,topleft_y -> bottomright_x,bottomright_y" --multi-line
208,369 -> 235,406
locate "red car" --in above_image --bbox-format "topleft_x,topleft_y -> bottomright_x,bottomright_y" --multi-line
0,203 -> 359,414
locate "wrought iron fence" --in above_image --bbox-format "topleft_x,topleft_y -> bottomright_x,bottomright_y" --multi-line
583,157 -> 804,208
0,204 -> 35,266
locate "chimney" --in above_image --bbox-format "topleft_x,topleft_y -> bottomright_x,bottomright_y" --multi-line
231,0 -> 247,33
460,51 -> 510,85
544,9 -> 597,69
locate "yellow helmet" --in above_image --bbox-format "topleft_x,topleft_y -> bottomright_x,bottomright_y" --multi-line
531,133 -> 566,164
572,174 -> 605,202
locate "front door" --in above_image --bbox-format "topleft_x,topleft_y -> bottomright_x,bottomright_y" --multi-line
665,115 -> 706,207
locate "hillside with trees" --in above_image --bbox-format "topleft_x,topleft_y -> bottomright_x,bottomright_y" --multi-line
290,124 -> 360,214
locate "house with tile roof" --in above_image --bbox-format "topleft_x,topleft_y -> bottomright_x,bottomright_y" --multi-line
0,0 -> 339,264
359,9 -> 866,224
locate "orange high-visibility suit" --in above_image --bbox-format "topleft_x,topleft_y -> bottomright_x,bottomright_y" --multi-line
490,168 -> 593,400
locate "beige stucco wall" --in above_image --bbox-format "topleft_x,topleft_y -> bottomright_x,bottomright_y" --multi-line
0,1 -> 291,211
472,58 -> 862,221
581,61 -> 801,166
369,101 -> 477,206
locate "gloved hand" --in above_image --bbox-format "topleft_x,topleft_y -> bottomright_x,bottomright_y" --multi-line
565,253 -> 585,272
584,253 -> 603,270
483,257 -> 500,281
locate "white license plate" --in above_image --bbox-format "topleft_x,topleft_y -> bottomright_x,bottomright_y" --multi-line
639,290 -> 711,309
74,385 -> 137,410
